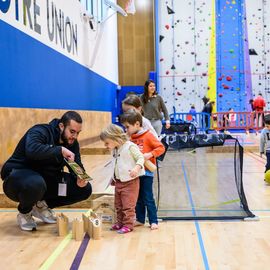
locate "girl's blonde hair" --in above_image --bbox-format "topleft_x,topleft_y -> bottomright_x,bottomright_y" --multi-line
100,124 -> 128,145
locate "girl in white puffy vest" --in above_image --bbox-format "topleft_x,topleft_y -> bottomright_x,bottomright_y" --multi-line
100,124 -> 145,234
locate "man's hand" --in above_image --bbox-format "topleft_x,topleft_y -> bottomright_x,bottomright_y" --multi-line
77,177 -> 89,187
62,147 -> 75,161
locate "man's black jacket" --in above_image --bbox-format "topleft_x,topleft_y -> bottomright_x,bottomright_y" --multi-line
1,118 -> 83,181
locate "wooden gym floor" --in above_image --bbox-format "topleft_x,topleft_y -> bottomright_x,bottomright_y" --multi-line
0,133 -> 270,270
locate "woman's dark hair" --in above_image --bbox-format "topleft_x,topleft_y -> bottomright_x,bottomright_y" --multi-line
141,79 -> 157,104
60,111 -> 82,127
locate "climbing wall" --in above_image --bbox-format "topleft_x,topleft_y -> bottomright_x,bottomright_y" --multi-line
158,0 -> 270,114
158,0 -> 212,113
215,0 -> 247,112
217,0 -> 270,111
246,0 -> 270,109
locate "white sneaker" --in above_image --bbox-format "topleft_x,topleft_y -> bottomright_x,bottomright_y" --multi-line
17,212 -> 37,231
32,200 -> 57,224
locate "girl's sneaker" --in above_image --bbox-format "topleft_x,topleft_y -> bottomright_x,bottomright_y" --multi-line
117,226 -> 132,234
150,223 -> 158,230
110,223 -> 122,231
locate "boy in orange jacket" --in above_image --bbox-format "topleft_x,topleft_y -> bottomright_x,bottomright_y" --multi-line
120,110 -> 165,230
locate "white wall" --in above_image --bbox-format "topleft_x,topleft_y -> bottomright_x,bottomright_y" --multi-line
158,0 -> 212,114
246,0 -> 270,108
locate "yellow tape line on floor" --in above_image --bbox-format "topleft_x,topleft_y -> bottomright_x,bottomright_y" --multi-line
39,209 -> 91,270
39,232 -> 72,270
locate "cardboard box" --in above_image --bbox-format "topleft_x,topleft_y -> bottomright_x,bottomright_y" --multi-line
90,195 -> 115,223
90,195 -> 114,210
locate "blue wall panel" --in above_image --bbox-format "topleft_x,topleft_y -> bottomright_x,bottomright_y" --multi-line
216,0 -> 246,112
0,20 -> 117,115
115,86 -> 144,120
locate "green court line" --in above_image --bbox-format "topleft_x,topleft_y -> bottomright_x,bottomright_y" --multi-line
198,199 -> 240,209
39,232 -> 72,270
38,209 -> 91,270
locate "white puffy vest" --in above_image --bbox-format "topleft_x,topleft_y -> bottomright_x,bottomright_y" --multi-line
113,141 -> 145,182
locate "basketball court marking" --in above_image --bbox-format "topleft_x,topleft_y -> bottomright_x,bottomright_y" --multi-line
246,152 -> 265,164
158,209 -> 270,212
250,152 -> 266,160
39,232 -> 73,270
38,209 -> 91,270
2,208 -> 269,214
181,161 -> 210,270
70,234 -> 90,270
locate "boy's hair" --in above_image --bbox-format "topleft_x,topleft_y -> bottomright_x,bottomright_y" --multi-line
100,124 -> 128,144
120,109 -> 143,127
122,95 -> 142,109
265,114 -> 270,125
60,111 -> 82,127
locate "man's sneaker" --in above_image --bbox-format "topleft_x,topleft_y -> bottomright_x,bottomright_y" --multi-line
17,212 -> 37,231
32,200 -> 57,224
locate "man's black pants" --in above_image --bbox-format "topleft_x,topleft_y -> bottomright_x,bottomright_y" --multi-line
3,169 -> 92,214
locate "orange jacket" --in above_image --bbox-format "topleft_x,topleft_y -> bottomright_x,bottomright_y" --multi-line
130,130 -> 165,166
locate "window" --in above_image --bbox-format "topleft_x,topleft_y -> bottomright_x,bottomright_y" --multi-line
80,0 -> 107,23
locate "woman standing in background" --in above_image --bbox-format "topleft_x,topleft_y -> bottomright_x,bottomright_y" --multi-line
140,79 -> 170,136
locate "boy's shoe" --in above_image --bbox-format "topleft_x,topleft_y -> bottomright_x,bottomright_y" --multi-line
110,223 -> 122,231
150,223 -> 158,230
117,226 -> 132,234
17,212 -> 37,231
32,200 -> 57,224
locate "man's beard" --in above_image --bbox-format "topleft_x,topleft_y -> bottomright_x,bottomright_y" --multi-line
61,128 -> 74,146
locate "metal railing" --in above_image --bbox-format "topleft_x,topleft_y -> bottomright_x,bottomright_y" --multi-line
167,112 -> 211,133
211,111 -> 270,133
166,110 -> 270,134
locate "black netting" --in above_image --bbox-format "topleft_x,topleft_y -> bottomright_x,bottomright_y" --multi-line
154,134 -> 255,220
